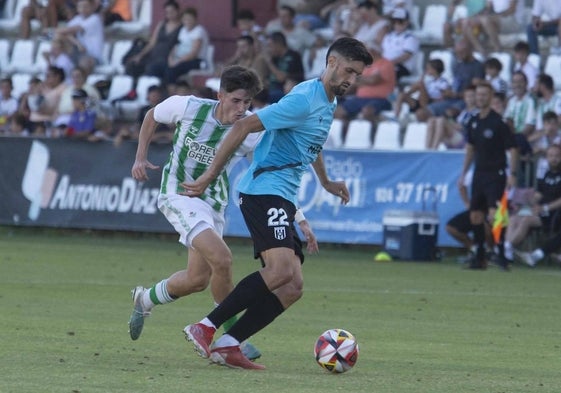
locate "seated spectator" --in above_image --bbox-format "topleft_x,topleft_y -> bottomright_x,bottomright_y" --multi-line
534,73 -> 561,133
262,31 -> 304,103
381,8 -> 419,81
235,8 -> 266,49
422,38 -> 484,120
483,57 -> 508,95
0,78 -> 19,133
319,0 -> 359,38
114,85 -> 171,145
334,41 -> 395,126
526,0 -> 561,55
491,91 -> 507,115
54,0 -> 104,75
163,7 -> 209,92
265,5 -> 317,54
443,0 -> 487,48
504,144 -> 561,262
393,58 -> 451,122
42,38 -> 75,84
4,113 -> 31,137
223,35 -> 268,88
464,0 -> 526,54
504,71 -> 537,160
20,0 -> 76,39
513,41 -> 538,90
29,66 -> 67,136
17,77 -> 43,130
352,0 -> 388,47
516,230 -> 561,267
425,84 -> 477,150
529,111 -> 561,180
98,0 -> 132,26
382,0 -> 414,16
65,88 -> 97,139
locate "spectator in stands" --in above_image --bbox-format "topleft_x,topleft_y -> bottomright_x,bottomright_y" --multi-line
114,84 -> 171,146
504,71 -> 537,164
382,0 -> 413,16
516,231 -> 561,267
491,91 -> 507,115
393,58 -> 451,122
0,78 -> 19,133
530,111 -> 561,179
381,8 -> 419,81
527,0 -> 561,55
421,38 -> 484,120
235,9 -> 266,48
463,0 -> 526,54
163,7 -> 209,93
17,77 -> 43,131
443,0 -> 487,48
4,113 -> 30,137
124,0 -> 182,80
262,31 -> 304,103
20,0 -> 76,39
319,0 -> 358,38
265,5 -> 317,54
282,0 -> 333,31
504,144 -> 561,263
54,0 -> 104,75
65,88 -> 96,139
42,38 -> 75,84
224,36 -> 268,89
334,41 -> 395,129
97,0 -> 131,26
483,57 -> 508,95
352,0 -> 388,47
513,41 -> 538,90
29,66 -> 66,137
534,73 -> 561,133
425,84 -> 477,150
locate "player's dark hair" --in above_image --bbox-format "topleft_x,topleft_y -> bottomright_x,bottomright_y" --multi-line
326,37 -> 373,66
484,57 -> 502,72
538,73 -> 554,91
220,65 -> 262,97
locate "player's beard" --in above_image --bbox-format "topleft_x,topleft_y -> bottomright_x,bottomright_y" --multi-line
330,75 -> 350,97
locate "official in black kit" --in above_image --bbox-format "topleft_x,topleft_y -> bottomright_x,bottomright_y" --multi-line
458,81 -> 519,270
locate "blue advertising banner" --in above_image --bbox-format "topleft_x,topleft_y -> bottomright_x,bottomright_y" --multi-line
0,138 -> 466,247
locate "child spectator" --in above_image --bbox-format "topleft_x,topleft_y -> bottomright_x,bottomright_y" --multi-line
491,91 -> 507,116
513,41 -> 538,90
65,88 -> 96,139
484,57 -> 508,94
42,38 -> 75,84
393,58 -> 450,121
5,113 -> 30,137
0,78 -> 18,133
530,111 -> 561,179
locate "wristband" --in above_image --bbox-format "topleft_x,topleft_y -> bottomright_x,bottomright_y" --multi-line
543,204 -> 549,214
295,209 -> 305,223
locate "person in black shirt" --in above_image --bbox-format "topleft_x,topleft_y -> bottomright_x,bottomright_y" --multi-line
458,81 -> 519,270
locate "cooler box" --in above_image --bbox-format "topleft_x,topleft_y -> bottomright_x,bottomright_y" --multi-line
382,209 -> 439,261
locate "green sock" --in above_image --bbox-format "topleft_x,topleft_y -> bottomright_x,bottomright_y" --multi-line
222,314 -> 238,332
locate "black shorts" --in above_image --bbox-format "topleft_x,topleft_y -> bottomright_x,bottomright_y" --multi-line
470,170 -> 506,212
446,210 -> 473,234
239,193 -> 304,265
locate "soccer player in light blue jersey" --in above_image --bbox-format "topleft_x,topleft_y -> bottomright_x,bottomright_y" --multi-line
183,37 -> 373,370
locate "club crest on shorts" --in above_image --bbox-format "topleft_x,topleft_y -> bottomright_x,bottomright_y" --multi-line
274,226 -> 286,240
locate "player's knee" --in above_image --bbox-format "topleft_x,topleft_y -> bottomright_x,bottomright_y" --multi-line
209,252 -> 233,278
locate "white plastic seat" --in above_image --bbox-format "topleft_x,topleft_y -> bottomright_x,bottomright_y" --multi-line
343,119 -> 372,149
0,0 -> 27,31
324,118 -> 344,149
187,44 -> 215,85
110,0 -> 152,36
118,75 -> 161,121
11,72 -> 32,99
402,121 -> 428,150
416,5 -> 447,45
544,55 -> 561,90
372,121 -> 400,150
33,41 -> 52,74
0,38 -> 11,74
100,74 -> 134,118
303,46 -> 328,80
5,39 -> 35,74
399,51 -> 424,86
94,40 -> 132,75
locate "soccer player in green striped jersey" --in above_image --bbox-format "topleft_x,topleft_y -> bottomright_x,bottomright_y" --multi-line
128,66 -> 318,361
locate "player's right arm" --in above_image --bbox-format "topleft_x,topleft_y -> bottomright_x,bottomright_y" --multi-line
132,108 -> 160,181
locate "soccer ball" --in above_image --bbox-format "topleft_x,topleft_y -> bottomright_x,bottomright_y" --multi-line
314,328 -> 359,373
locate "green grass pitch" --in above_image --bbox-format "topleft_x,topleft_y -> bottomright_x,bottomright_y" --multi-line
1,227 -> 561,393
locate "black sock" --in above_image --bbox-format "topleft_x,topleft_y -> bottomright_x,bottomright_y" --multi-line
227,291 -> 285,343
473,223 -> 485,262
207,271 -> 269,328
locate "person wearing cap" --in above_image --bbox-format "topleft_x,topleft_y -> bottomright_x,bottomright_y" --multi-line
65,88 -> 96,139
381,7 -> 419,81
334,40 -> 395,130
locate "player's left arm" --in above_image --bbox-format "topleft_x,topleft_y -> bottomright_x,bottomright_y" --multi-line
311,152 -> 350,204
182,114 -> 265,196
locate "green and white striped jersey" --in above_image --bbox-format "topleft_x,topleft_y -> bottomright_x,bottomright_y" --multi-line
154,95 -> 260,213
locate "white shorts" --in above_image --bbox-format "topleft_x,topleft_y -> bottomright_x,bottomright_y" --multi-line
158,194 -> 225,248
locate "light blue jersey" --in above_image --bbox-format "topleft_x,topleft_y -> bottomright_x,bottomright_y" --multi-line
237,79 -> 336,205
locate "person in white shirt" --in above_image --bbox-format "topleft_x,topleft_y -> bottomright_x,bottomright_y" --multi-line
381,8 -> 419,80
0,78 -> 18,132
526,0 -> 561,55
352,0 -> 389,46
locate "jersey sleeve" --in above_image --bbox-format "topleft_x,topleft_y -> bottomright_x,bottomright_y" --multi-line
256,92 -> 311,131
154,95 -> 189,124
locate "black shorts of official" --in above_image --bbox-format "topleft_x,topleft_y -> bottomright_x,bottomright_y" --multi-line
239,192 -> 305,266
446,210 -> 473,234
470,169 -> 506,212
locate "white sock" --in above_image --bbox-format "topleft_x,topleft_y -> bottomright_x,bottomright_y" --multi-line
504,242 -> 513,260
531,249 -> 544,263
200,317 -> 217,329
214,334 -> 239,348
143,279 -> 175,309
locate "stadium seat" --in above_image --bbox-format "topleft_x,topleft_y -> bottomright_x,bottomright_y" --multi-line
110,0 -> 152,36
117,75 -> 161,121
0,0 -> 27,32
402,121 -> 428,150
372,121 -> 400,150
416,5 -> 447,45
5,39 -> 35,74
399,51 -> 424,86
186,44 -> 215,86
488,51 -> 512,83
0,38 -> 10,75
343,119 -> 372,149
428,49 -> 453,83
100,74 -> 134,117
303,46 -> 329,80
11,72 -> 32,99
528,53 -> 541,70
544,55 -> 561,91
94,40 -> 132,75
33,41 -> 52,74
325,118 -> 344,149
